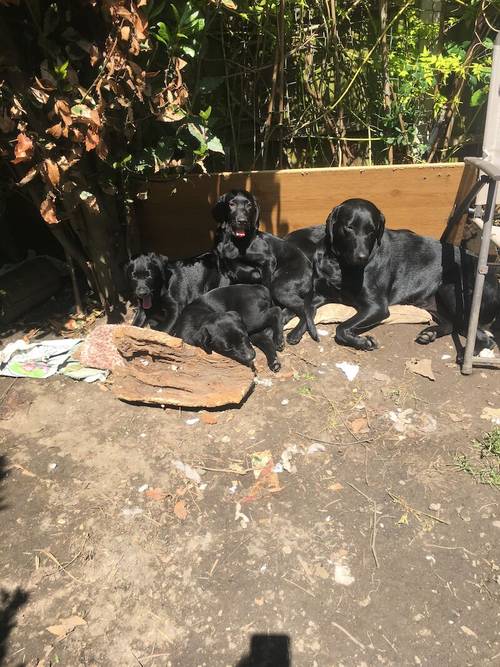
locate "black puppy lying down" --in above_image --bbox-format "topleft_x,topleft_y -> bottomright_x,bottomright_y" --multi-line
125,251 -> 229,331
213,189 -> 318,345
287,198 -> 500,352
173,284 -> 284,371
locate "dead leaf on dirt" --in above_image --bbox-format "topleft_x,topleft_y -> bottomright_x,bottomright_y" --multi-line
349,416 -> 370,434
40,194 -> 58,224
54,99 -> 72,126
18,166 -> 39,186
46,615 -> 86,639
254,597 -> 264,606
42,159 -> 60,187
173,499 -> 188,520
328,482 -> 344,492
241,459 -> 281,504
405,358 -> 435,381
200,412 -> 218,425
314,565 -> 329,580
11,132 -> 33,164
145,487 -> 169,501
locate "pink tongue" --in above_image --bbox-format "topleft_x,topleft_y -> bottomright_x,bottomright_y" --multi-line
235,230 -> 246,238
142,295 -> 152,310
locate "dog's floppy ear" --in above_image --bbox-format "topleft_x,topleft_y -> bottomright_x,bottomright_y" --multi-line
325,205 -> 340,251
198,326 -> 213,355
148,252 -> 168,281
377,210 -> 385,245
212,192 -> 230,224
250,192 -> 261,229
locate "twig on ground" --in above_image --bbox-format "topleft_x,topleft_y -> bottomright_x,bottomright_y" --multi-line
331,621 -> 365,650
35,549 -> 84,583
283,576 -> 316,598
388,491 -> 450,525
347,482 -> 380,568
294,431 -> 337,447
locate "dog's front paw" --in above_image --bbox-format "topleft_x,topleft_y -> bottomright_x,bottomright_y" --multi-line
270,359 -> 282,373
286,330 -> 302,346
359,335 -> 378,351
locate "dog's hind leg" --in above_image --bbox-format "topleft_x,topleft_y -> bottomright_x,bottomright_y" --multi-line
250,329 -> 281,372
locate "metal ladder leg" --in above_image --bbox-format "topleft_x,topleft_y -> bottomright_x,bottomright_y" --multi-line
461,177 -> 498,375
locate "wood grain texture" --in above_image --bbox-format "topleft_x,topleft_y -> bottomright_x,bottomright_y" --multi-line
111,325 -> 254,408
136,163 -> 465,258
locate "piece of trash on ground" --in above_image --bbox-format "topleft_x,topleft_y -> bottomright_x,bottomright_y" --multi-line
255,377 -> 273,387
185,418 -> 199,426
307,443 -> 326,454
121,507 -> 144,518
138,484 -> 149,493
235,502 -> 250,528
479,348 -> 496,358
406,358 -> 435,381
279,444 -> 300,473
172,460 -> 203,484
317,328 -> 329,337
0,338 -> 81,379
281,398 -> 289,406
334,563 -> 355,586
388,408 -> 437,437
441,354 -> 451,360
60,361 -> 108,383
335,362 -> 359,382
481,407 -> 500,424
250,451 -> 273,478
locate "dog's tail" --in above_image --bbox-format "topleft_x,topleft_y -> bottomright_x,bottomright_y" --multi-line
304,292 -> 319,342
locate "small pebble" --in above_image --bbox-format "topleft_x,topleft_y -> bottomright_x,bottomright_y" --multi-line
281,399 -> 289,406
429,503 -> 441,511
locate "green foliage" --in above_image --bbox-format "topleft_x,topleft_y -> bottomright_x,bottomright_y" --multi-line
455,427 -> 500,489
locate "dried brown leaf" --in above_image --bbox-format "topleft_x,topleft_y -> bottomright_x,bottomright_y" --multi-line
40,194 -> 58,224
145,487 -> 168,501
42,159 -> 60,187
47,122 -> 64,139
349,416 -> 369,434
85,126 -> 99,152
11,132 -> 34,164
46,615 -> 86,639
89,44 -> 100,66
54,99 -> 72,126
18,166 -> 38,186
173,499 -> 188,520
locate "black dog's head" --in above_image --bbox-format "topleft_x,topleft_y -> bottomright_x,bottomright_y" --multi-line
199,312 -> 256,367
325,198 -> 385,268
212,189 -> 260,240
125,252 -> 168,310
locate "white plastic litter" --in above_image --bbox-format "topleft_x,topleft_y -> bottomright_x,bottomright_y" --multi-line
334,563 -> 355,586
317,328 -> 329,337
185,418 -> 199,425
255,378 -> 273,387
138,484 -> 149,493
307,443 -> 326,454
335,362 -> 360,382
172,460 -> 203,484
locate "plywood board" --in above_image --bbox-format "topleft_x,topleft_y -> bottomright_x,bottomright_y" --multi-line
136,163 -> 464,258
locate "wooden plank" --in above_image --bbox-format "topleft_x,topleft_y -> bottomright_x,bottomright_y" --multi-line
136,163 -> 465,258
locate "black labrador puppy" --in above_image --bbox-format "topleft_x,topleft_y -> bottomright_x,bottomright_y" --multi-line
125,251 -> 229,331
213,189 -> 318,345
288,198 -> 500,352
173,284 -> 284,371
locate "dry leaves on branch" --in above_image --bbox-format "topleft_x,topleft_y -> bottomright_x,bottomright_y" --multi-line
11,132 -> 34,164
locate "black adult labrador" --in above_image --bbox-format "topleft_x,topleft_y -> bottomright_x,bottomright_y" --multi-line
287,198 -> 500,352
125,251 -> 229,331
213,189 -> 318,345
173,284 -> 284,371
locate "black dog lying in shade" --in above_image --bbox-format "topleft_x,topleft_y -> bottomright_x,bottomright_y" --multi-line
213,189 -> 318,345
173,284 -> 284,371
125,251 -> 229,331
287,198 -> 500,353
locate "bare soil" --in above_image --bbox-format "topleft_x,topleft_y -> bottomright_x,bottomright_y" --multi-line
1,322 -> 500,667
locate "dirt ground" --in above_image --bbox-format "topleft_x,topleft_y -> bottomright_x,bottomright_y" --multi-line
1,321 -> 500,667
